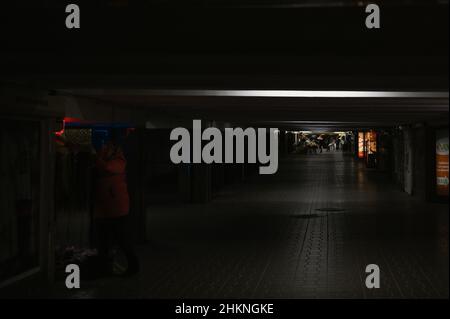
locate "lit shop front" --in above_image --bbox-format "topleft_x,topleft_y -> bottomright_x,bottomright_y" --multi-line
357,131 -> 378,168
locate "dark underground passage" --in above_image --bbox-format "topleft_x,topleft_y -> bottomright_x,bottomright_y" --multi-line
0,0 -> 448,301
0,89 -> 448,299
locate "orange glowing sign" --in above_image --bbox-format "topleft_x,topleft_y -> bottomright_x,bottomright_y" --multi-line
367,131 -> 377,155
358,132 -> 365,158
436,129 -> 449,197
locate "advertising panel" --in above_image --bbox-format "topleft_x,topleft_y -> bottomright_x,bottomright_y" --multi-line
436,129 -> 449,197
358,132 -> 365,159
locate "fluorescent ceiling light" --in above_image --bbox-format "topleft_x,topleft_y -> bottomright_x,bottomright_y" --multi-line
186,90 -> 448,98
63,89 -> 448,99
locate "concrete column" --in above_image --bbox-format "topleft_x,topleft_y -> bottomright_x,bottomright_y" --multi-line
178,164 -> 192,202
403,127 -> 414,195
190,164 -> 212,203
413,125 -> 428,200
212,163 -> 225,193
279,130 -> 287,156
40,118 -> 56,283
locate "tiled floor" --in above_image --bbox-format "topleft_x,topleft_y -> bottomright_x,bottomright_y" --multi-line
4,152 -> 449,298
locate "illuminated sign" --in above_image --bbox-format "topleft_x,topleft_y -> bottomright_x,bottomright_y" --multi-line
358,132 -> 365,159
436,129 -> 449,197
367,131 -> 377,155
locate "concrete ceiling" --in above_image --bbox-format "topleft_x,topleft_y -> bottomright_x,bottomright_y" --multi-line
57,89 -> 449,129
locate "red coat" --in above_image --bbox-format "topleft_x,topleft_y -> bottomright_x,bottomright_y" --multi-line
93,146 -> 130,219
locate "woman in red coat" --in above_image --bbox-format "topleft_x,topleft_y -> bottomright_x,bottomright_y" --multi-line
94,132 -> 139,277
94,143 -> 130,219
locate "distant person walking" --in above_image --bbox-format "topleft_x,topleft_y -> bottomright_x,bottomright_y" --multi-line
329,138 -> 336,151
